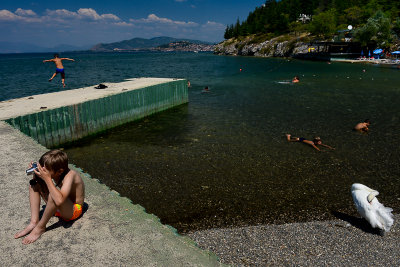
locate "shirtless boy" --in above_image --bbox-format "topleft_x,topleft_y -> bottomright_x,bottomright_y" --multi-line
354,119 -> 371,133
43,54 -> 75,87
286,134 -> 335,151
292,76 -> 300,83
14,150 -> 85,244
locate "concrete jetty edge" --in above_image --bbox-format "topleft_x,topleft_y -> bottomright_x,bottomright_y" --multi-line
1,78 -> 223,265
1,121 -> 223,266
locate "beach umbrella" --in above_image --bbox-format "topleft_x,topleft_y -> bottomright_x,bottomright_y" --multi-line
391,51 -> 400,59
373,49 -> 383,54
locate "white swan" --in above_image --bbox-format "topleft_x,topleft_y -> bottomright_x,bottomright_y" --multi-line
351,183 -> 394,232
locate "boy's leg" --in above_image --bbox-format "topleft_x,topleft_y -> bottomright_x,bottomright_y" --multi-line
14,184 -> 42,239
49,72 -> 57,81
61,73 -> 66,87
286,134 -> 299,142
22,194 -> 74,244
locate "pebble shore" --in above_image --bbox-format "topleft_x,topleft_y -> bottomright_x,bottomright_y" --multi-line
188,214 -> 400,266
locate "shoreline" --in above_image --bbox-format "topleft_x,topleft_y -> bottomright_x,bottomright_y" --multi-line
188,214 -> 400,266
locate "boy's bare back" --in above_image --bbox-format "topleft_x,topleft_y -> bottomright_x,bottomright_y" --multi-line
60,169 -> 85,205
51,58 -> 65,69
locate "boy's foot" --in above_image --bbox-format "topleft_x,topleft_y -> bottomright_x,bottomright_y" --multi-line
22,226 -> 45,244
63,83 -> 66,88
14,222 -> 37,239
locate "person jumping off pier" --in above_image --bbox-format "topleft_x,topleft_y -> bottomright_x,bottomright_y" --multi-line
43,54 -> 75,88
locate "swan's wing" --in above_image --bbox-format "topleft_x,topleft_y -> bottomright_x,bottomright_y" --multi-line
367,190 -> 379,203
374,201 -> 394,232
352,190 -> 373,216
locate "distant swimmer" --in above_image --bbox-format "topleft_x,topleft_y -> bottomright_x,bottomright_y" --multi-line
202,86 -> 210,93
43,54 -> 75,88
286,134 -> 335,151
354,119 -> 371,133
292,76 -> 300,83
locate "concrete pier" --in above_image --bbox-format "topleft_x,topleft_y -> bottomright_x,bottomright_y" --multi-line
1,78 -> 188,147
0,79 -> 222,266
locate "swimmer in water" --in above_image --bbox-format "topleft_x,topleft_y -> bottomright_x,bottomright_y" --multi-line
202,86 -> 210,93
292,76 -> 300,83
354,119 -> 371,133
286,134 -> 335,151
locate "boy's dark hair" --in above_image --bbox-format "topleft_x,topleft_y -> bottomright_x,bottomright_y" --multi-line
54,53 -> 59,58
365,119 -> 371,124
313,137 -> 322,144
39,149 -> 68,172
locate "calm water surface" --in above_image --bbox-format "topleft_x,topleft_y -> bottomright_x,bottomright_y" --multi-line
1,52 -> 399,233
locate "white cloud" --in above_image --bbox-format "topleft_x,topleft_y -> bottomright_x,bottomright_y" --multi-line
0,8 -> 224,45
43,8 -> 120,22
0,9 -> 41,22
131,14 -> 198,27
45,9 -> 78,19
77,8 -> 101,20
15,8 -> 37,16
0,9 -> 19,21
203,21 -> 225,29
113,21 -> 134,27
101,13 -> 120,21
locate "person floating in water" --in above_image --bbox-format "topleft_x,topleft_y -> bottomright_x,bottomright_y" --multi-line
43,54 -> 75,88
292,76 -> 300,83
286,134 -> 335,151
202,86 -> 210,93
354,119 -> 371,133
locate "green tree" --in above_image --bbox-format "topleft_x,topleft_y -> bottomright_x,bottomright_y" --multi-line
353,10 -> 392,47
392,17 -> 400,38
308,9 -> 337,37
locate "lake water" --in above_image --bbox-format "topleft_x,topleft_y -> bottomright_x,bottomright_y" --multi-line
1,52 -> 399,233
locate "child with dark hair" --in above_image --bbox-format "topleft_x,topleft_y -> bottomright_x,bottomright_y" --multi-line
14,150 -> 85,244
354,119 -> 371,133
286,134 -> 335,151
43,54 -> 75,88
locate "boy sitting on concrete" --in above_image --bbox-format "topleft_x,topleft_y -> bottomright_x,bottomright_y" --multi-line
14,150 -> 85,244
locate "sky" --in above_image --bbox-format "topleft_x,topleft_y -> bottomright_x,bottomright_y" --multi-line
0,0 -> 265,48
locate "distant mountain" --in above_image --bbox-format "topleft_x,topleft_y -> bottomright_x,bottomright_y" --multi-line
91,36 -> 213,52
0,42 -> 91,54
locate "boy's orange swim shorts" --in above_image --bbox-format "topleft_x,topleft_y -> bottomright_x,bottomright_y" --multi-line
54,203 -> 83,221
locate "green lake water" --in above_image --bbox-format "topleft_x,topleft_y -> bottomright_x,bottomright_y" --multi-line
1,52 -> 399,232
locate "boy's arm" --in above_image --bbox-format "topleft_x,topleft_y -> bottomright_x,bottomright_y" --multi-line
321,144 -> 335,150
311,144 -> 321,151
34,165 -> 73,206
61,58 -> 75,62
43,59 -> 54,63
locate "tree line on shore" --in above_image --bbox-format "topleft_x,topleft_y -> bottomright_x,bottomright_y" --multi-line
224,0 -> 400,48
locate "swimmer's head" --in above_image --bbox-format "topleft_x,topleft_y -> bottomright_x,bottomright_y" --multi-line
313,137 -> 322,145
364,119 -> 371,125
54,53 -> 59,58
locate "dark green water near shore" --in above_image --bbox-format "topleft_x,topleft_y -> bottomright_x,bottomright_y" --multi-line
1,52 -> 399,233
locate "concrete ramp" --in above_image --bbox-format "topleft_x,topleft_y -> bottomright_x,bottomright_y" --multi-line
0,78 -> 222,266
0,121 -> 221,266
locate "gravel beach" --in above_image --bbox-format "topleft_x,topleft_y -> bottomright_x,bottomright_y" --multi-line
187,214 -> 400,266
